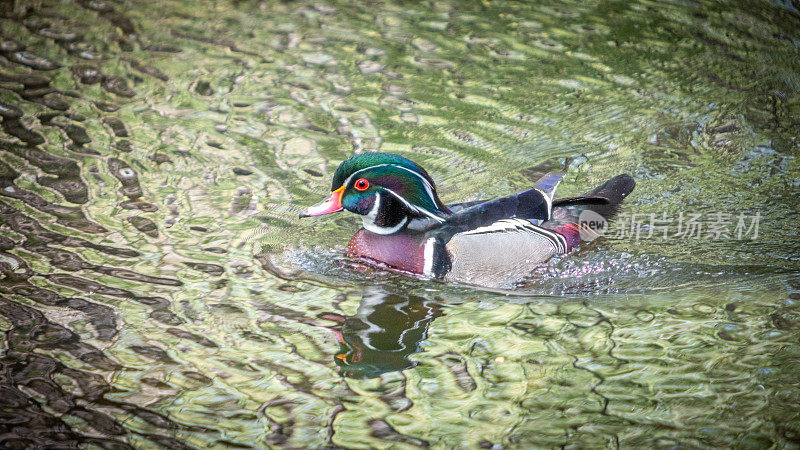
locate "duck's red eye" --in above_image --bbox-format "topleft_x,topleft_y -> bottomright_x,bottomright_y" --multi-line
354,178 -> 369,191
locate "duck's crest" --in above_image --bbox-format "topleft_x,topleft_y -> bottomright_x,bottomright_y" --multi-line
331,153 -> 433,189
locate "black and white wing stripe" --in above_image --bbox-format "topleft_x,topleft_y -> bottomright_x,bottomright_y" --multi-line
459,218 -> 568,254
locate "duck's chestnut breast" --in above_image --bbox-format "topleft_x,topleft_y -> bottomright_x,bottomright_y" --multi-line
347,229 -> 427,275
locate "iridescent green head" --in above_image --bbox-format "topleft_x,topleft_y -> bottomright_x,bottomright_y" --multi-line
301,153 -> 450,234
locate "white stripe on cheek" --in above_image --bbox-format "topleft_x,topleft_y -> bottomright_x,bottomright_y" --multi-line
365,193 -> 380,222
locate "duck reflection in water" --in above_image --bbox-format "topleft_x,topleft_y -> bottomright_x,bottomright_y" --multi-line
320,286 -> 443,379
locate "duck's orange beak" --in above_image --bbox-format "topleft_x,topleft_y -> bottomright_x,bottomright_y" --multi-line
299,186 -> 345,217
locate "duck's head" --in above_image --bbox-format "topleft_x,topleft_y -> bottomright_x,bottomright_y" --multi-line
300,153 -> 450,234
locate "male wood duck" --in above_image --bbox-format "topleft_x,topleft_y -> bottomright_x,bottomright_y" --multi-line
300,153 -> 634,287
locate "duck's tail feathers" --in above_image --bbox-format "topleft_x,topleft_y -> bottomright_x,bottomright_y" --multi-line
543,174 -> 635,251
586,174 -> 635,219
552,174 -> 635,220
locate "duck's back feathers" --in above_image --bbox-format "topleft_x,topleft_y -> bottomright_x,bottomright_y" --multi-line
438,188 -> 550,232
430,171 -> 564,240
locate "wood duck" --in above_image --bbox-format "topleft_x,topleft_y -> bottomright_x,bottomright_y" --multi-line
300,153 -> 635,287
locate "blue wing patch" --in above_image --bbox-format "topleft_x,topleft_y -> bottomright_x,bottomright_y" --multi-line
534,172 -> 563,200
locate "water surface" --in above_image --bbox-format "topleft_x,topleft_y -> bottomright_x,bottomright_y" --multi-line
1,0 -> 799,447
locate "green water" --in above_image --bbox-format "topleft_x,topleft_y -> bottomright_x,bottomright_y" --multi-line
1,0 -> 799,447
